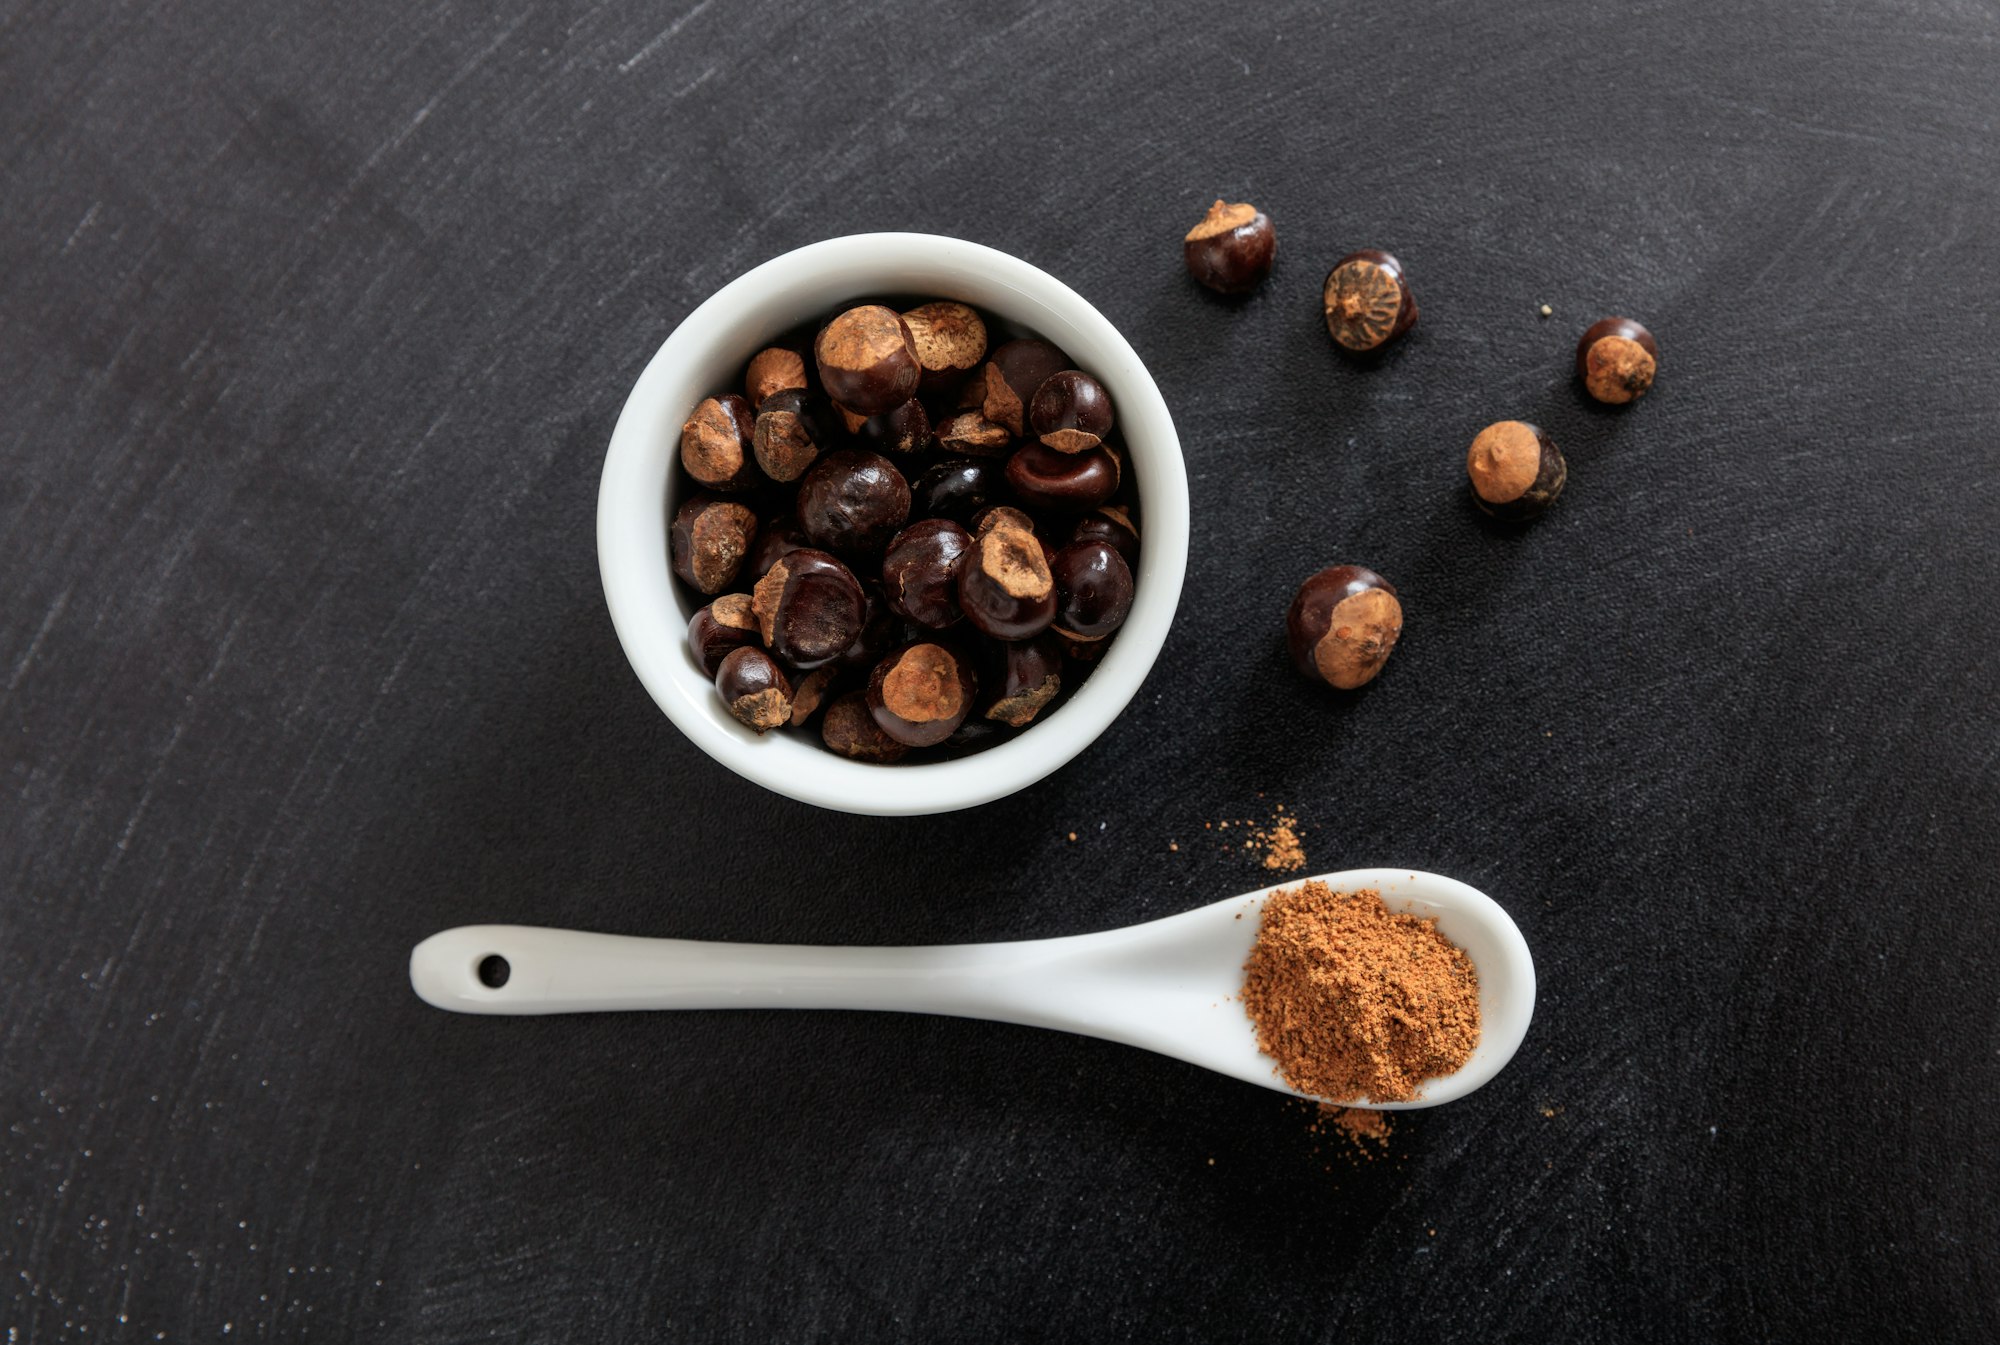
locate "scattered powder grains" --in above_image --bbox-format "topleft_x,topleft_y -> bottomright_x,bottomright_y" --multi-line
1241,881 -> 1481,1103
1188,804 -> 1307,871
1253,815 -> 1306,872
1312,1103 -> 1394,1159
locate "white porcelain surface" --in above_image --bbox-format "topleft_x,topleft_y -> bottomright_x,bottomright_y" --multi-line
410,869 -> 1535,1110
597,233 -> 1190,815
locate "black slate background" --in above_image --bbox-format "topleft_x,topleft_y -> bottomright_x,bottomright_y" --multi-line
5,0 -> 1999,1339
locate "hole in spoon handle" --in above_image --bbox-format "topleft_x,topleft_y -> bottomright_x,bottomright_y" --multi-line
409,926 -> 552,1013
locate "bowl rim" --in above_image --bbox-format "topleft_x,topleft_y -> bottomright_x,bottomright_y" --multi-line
597,232 -> 1189,815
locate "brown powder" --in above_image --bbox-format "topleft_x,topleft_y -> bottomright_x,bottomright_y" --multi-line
1263,827 -> 1304,871
1309,1103 -> 1394,1160
1248,806 -> 1306,872
1241,881 -> 1481,1103
1197,803 -> 1308,871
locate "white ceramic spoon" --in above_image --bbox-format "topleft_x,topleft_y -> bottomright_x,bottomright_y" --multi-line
409,867 -> 1535,1109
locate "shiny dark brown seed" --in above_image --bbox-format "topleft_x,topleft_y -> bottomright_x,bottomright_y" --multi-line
680,394 -> 761,491
821,691 -> 908,762
751,387 -> 825,483
1069,505 -> 1139,568
715,646 -> 793,732
788,667 -> 837,726
1005,442 -> 1120,512
970,504 -> 1038,539
911,458 -> 1000,524
834,582 -> 899,672
1053,627 -> 1111,664
970,506 -> 1057,569
688,593 -> 760,678
747,515 -> 812,582
1028,370 -> 1115,453
1575,317 -> 1660,404
1050,540 -> 1134,640
901,301 -> 988,396
1466,420 -> 1566,521
1286,565 -> 1402,690
881,518 -> 972,630
751,548 -> 868,670
744,347 -> 809,410
1183,200 -> 1277,295
955,519 -> 1056,639
1322,250 -> 1418,354
934,410 -> 1012,457
944,716 -> 1005,751
795,448 -> 911,557
866,640 -> 977,747
980,339 -> 1070,437
671,494 -> 758,595
858,398 -> 933,455
973,506 -> 1056,570
982,634 -> 1063,728
814,306 -> 920,415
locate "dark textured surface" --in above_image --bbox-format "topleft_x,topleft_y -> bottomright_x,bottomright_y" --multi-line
5,0 -> 1999,1338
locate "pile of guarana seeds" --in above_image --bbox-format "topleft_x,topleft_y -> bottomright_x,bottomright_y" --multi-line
673,301 -> 1139,764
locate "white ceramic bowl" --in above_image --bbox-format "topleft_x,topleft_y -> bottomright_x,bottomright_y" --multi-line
597,233 -> 1190,816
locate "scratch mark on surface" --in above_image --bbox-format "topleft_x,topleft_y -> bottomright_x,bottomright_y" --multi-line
618,0 -> 714,74
193,1005 -> 231,1065
109,722 -> 184,860
196,613 -> 246,692
59,202 -> 101,254
241,904 -> 274,962
152,524 -> 203,592
1696,92 -> 1899,152
7,587 -> 71,693
375,635 -> 419,699
97,319 -> 146,382
1750,179 -> 1850,292
671,63 -> 718,99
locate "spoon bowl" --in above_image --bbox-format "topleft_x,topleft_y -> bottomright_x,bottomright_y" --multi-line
409,868 -> 1535,1109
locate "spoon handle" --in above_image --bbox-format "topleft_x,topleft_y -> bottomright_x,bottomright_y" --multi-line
409,924 -> 1043,1017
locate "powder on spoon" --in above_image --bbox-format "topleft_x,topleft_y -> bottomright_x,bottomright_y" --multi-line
1241,881 -> 1481,1103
